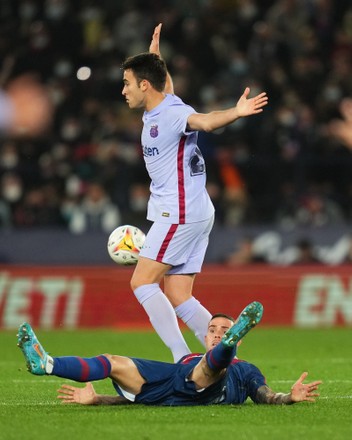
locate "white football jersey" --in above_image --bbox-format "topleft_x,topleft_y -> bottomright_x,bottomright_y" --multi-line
141,94 -> 214,224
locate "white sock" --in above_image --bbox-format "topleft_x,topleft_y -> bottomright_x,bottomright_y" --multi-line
175,297 -> 212,348
134,283 -> 191,362
45,355 -> 54,374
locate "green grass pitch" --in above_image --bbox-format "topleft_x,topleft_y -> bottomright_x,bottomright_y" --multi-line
1,326 -> 351,440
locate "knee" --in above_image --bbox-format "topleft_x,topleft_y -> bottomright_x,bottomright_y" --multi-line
106,354 -> 135,376
131,272 -> 154,292
104,353 -> 121,374
130,274 -> 141,292
130,276 -> 137,292
166,292 -> 193,308
103,353 -> 114,362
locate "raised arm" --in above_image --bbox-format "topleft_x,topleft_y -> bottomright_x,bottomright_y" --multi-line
255,372 -> 322,405
187,87 -> 268,132
149,23 -> 174,95
57,382 -> 130,405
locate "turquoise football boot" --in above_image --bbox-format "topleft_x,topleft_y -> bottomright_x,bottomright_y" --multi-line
222,301 -> 263,347
17,323 -> 48,375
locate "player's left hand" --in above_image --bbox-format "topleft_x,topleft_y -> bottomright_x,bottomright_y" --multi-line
149,23 -> 162,56
236,87 -> 268,117
57,382 -> 97,405
290,372 -> 322,403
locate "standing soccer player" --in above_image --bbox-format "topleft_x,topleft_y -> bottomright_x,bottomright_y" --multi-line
122,24 -> 268,361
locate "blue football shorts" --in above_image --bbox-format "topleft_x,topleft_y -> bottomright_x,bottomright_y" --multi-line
112,357 -> 226,406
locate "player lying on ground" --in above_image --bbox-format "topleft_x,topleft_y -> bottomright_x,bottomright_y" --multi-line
17,301 -> 322,406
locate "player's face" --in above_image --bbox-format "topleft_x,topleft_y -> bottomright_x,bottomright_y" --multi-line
122,70 -> 145,109
204,317 -> 234,351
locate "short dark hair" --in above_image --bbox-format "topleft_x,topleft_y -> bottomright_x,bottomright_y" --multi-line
121,52 -> 167,92
210,313 -> 235,324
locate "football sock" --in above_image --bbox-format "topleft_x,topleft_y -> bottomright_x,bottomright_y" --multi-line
175,297 -> 212,348
50,355 -> 111,382
134,283 -> 191,362
205,341 -> 237,371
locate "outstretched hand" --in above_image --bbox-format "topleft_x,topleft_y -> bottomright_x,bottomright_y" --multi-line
149,23 -> 162,55
236,87 -> 268,117
57,382 -> 97,405
290,372 -> 322,403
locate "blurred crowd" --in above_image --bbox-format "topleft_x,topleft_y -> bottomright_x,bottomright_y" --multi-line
225,234 -> 352,265
1,0 -> 352,234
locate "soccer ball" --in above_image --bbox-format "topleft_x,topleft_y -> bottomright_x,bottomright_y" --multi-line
107,225 -> 145,265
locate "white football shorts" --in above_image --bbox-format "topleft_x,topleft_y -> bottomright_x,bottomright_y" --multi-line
139,215 -> 214,274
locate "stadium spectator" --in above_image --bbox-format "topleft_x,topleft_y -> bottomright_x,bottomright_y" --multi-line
67,181 -> 121,234
13,185 -> 63,227
0,172 -> 23,227
123,23 -> 267,363
294,190 -> 345,227
207,145 -> 250,226
276,186 -> 346,229
292,238 -> 322,265
226,236 -> 267,266
17,301 -> 322,406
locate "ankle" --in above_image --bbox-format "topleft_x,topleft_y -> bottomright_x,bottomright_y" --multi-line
45,355 -> 54,374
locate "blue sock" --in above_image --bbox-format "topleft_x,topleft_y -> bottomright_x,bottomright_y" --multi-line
52,355 -> 111,382
205,342 -> 237,371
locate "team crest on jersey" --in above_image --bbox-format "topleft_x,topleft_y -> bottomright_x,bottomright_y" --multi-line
150,125 -> 159,138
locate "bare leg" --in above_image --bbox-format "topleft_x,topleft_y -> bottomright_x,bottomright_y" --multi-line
106,354 -> 146,395
163,274 -> 195,307
189,355 -> 226,390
